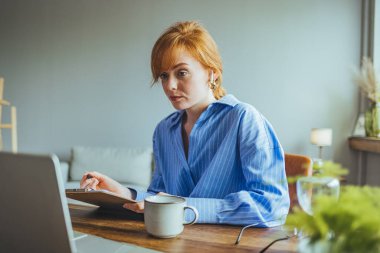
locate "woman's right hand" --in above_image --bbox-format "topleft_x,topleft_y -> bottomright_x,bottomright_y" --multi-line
79,171 -> 133,199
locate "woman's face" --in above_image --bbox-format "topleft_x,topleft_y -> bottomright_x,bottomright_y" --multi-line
159,51 -> 212,111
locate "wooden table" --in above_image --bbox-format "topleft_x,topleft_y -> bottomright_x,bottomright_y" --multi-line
348,136 -> 380,185
69,204 -> 297,253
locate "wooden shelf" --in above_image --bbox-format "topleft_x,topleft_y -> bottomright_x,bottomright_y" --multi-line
349,136 -> 380,154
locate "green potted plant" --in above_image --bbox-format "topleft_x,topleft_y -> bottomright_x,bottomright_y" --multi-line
354,57 -> 380,137
287,161 -> 380,253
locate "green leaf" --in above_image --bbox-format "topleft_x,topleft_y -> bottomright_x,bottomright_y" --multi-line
286,185 -> 380,252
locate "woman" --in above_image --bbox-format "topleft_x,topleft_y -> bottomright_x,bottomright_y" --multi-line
80,21 -> 290,226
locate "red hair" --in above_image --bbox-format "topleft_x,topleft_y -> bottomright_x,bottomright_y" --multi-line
151,21 -> 226,99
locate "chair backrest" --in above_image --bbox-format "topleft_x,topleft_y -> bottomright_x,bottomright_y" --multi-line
0,77 -> 17,153
284,153 -> 312,211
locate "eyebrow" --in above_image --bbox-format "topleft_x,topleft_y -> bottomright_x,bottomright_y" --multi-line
171,63 -> 189,70
160,63 -> 189,74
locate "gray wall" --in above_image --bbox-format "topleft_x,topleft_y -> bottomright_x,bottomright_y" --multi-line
367,2 -> 380,185
376,1 -> 380,69
1,0 -> 374,184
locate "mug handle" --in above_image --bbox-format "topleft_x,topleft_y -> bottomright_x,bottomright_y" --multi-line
183,206 -> 199,225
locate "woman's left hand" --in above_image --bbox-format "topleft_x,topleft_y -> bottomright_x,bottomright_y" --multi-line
123,201 -> 145,213
122,192 -> 171,213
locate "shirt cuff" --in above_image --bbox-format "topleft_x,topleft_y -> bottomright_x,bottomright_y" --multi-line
127,187 -> 137,199
184,198 -> 222,224
129,188 -> 154,202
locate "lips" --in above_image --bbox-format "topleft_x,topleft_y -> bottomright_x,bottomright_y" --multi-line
169,96 -> 184,102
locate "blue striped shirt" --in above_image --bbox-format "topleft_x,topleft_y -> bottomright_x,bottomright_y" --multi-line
134,94 -> 290,226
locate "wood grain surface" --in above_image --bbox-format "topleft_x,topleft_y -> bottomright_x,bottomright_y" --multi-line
69,204 -> 297,253
349,136 -> 380,154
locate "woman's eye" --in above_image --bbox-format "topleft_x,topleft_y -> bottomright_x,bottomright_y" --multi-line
177,70 -> 188,77
159,73 -> 168,80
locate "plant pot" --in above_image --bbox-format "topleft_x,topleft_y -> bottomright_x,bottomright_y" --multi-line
365,102 -> 380,137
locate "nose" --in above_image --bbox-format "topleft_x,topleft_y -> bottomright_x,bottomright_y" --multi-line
166,76 -> 178,91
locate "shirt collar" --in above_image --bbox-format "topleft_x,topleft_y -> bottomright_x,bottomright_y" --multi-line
168,94 -> 239,128
169,110 -> 185,129
213,94 -> 239,107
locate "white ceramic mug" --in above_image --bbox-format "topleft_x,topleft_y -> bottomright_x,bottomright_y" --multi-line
144,195 -> 199,238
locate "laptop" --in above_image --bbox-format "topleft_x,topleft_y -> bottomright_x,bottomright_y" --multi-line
0,152 -> 161,253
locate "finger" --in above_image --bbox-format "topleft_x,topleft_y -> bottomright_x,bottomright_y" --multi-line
80,171 -> 104,188
81,180 -> 91,190
123,202 -> 144,213
80,172 -> 93,187
81,178 -> 97,190
126,203 -> 144,213
88,178 -> 99,190
80,174 -> 88,188
87,171 -> 104,180
80,179 -> 90,189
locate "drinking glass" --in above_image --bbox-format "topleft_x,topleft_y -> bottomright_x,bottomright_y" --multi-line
296,176 -> 340,215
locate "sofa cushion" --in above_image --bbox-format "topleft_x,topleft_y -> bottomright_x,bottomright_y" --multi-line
60,161 -> 69,182
70,146 -> 153,188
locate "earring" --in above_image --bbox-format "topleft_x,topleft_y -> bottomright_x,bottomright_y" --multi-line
210,71 -> 216,90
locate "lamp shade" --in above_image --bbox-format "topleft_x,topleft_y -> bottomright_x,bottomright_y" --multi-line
310,128 -> 332,146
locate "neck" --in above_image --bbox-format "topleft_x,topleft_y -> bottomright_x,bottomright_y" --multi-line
185,92 -> 216,125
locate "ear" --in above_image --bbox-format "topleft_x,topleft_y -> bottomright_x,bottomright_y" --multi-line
210,69 -> 219,81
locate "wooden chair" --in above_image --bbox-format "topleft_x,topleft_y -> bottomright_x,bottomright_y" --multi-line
0,77 -> 17,153
285,153 -> 312,211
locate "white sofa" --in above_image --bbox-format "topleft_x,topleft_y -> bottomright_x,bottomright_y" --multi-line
60,146 -> 153,193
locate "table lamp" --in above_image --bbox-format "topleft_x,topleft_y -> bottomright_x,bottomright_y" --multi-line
310,128 -> 332,160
